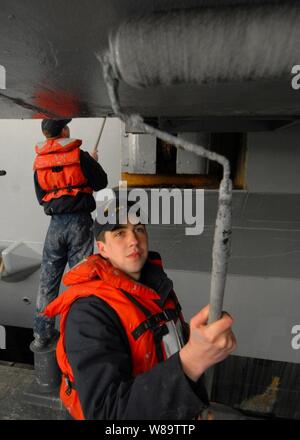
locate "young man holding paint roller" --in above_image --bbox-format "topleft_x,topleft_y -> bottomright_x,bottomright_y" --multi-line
44,193 -> 237,420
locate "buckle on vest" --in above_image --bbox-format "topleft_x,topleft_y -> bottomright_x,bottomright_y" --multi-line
64,375 -> 73,396
147,314 -> 161,329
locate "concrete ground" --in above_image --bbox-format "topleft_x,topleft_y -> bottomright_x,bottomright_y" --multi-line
0,361 -> 67,420
0,361 -> 260,421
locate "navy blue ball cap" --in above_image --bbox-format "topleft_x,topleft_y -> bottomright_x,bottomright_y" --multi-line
41,118 -> 72,137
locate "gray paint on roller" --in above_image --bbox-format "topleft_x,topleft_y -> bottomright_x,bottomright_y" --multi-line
109,5 -> 300,88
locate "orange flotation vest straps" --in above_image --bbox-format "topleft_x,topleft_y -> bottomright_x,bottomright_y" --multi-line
43,182 -> 89,195
63,288 -> 182,391
120,288 -> 182,362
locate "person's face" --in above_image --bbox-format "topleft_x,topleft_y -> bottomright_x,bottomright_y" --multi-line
97,222 -> 148,280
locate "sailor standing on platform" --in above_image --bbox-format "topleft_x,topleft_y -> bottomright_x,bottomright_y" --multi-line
32,119 -> 107,349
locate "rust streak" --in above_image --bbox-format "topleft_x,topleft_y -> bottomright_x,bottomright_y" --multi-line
240,376 -> 280,414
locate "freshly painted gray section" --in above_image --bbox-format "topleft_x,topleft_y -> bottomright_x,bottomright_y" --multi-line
0,1 -> 299,120
110,5 -> 300,87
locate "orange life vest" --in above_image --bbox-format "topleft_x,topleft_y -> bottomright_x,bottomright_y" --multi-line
33,138 -> 93,202
44,254 -> 185,420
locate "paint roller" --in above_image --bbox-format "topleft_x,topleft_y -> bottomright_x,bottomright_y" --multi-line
107,4 -> 300,89
100,3 -> 300,324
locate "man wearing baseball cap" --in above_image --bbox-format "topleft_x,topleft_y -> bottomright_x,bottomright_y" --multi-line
32,118 -> 107,349
44,191 -> 236,420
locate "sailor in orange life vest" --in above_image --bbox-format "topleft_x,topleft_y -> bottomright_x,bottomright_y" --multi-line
44,194 -> 237,420
32,119 -> 107,349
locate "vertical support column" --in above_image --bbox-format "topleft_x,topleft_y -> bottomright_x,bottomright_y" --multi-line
176,133 -> 210,174
122,128 -> 156,174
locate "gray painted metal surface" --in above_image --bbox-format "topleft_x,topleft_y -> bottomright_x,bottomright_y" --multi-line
148,191 -> 300,278
168,269 -> 300,364
109,5 -> 300,87
0,0 -> 299,123
1,241 -> 41,275
122,133 -> 156,174
247,125 -> 300,193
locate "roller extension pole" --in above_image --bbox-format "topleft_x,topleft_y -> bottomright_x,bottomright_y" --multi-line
208,178 -> 232,324
102,59 -> 232,404
102,56 -> 232,325
93,117 -> 107,154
